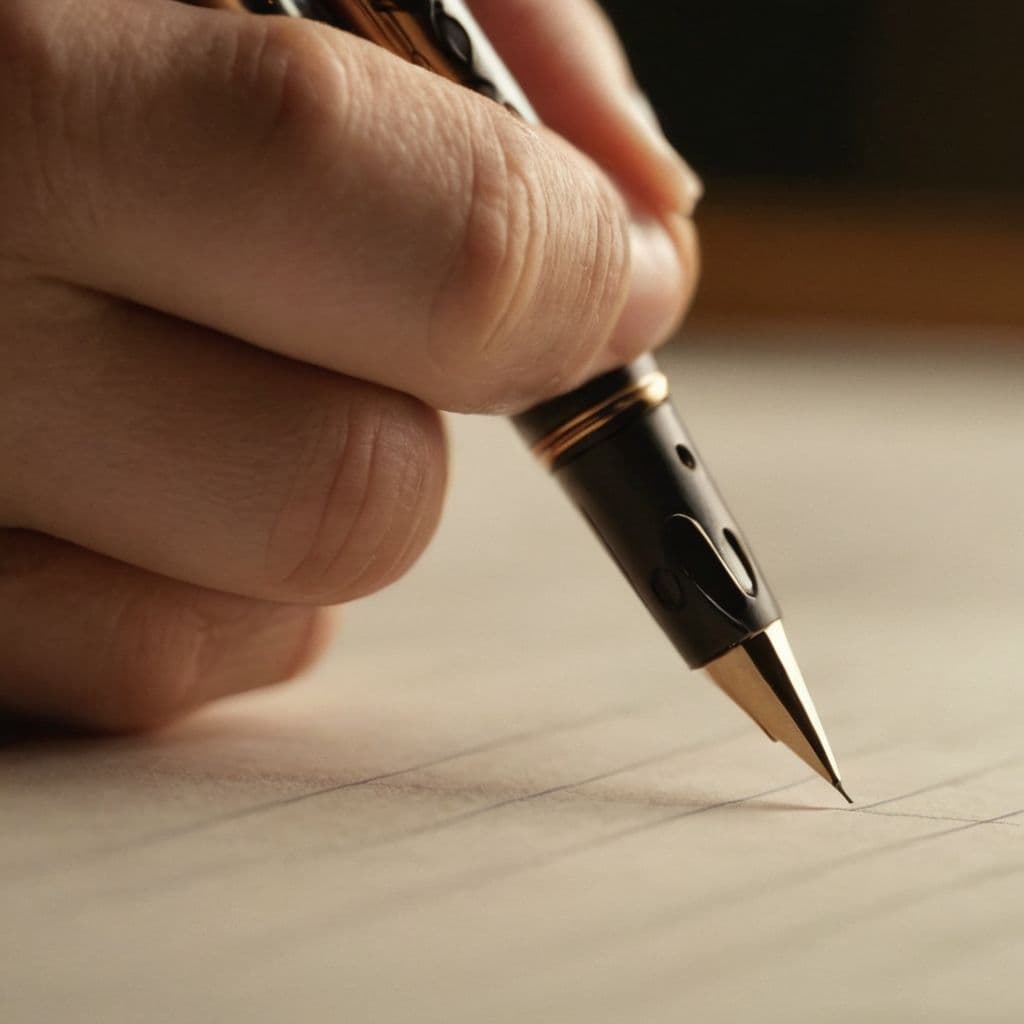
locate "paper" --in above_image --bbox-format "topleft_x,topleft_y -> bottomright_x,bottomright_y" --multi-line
2,332 -> 1023,1023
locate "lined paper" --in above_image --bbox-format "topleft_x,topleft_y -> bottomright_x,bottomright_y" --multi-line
3,333 -> 1023,1023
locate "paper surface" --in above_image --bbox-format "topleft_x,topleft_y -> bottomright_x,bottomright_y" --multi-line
3,332 -> 1023,1023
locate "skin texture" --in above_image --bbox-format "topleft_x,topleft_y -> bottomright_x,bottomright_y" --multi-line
0,0 -> 700,729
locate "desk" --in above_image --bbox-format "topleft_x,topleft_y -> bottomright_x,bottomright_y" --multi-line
3,328 -> 1023,1022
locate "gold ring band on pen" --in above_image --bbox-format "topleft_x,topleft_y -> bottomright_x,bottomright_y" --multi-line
531,371 -> 670,468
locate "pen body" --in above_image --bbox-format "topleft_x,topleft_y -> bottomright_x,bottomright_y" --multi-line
515,359 -> 780,667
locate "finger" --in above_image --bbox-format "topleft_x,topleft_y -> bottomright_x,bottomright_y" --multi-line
0,531 -> 331,731
1,281 -> 446,605
3,0 -> 682,411
470,0 -> 703,216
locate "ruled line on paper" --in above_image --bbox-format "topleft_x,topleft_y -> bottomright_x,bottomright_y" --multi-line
5,694 -> 677,882
550,797 -> 1024,967
852,751 -> 1024,811
371,796 -> 1024,1003
134,695 -> 673,841
614,837 -> 1024,1004
336,728 -> 751,856
283,754 -> 1024,944
250,774 -> 819,952
187,774 -> 824,961
859,807 -> 1021,826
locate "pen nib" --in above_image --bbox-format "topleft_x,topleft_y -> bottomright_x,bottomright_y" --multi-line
833,780 -> 854,804
703,621 -> 847,798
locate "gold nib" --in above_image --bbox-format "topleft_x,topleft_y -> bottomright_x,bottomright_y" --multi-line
833,780 -> 854,805
703,621 -> 848,800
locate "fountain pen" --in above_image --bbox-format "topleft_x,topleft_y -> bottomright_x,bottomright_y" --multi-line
193,0 -> 849,802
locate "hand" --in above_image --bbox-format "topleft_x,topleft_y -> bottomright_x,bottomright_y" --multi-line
0,0 -> 699,729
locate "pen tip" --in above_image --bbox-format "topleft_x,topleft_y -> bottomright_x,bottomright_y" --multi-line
833,780 -> 853,805
703,621 -> 845,794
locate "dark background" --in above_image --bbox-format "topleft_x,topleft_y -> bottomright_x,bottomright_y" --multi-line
600,1 -> 1024,196
596,1 -> 1024,328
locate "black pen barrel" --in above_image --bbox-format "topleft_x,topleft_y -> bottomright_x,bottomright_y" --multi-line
515,360 -> 780,668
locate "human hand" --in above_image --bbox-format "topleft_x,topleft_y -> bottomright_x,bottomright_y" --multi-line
0,0 -> 699,728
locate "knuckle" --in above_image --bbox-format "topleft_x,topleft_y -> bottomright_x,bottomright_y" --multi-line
429,114 -> 630,413
225,17 -> 351,164
266,389 -> 445,604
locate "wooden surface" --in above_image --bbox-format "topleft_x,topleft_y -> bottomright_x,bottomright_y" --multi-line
3,331 -> 1024,1023
691,190 -> 1024,329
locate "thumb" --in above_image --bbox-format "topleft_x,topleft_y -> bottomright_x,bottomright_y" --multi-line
470,0 -> 703,218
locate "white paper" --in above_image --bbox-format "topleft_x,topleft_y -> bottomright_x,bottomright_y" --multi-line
3,334 -> 1023,1023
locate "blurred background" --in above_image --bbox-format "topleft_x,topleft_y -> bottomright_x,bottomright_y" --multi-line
601,0 -> 1024,330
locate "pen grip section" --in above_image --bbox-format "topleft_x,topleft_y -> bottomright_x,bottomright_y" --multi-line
532,396 -> 780,668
